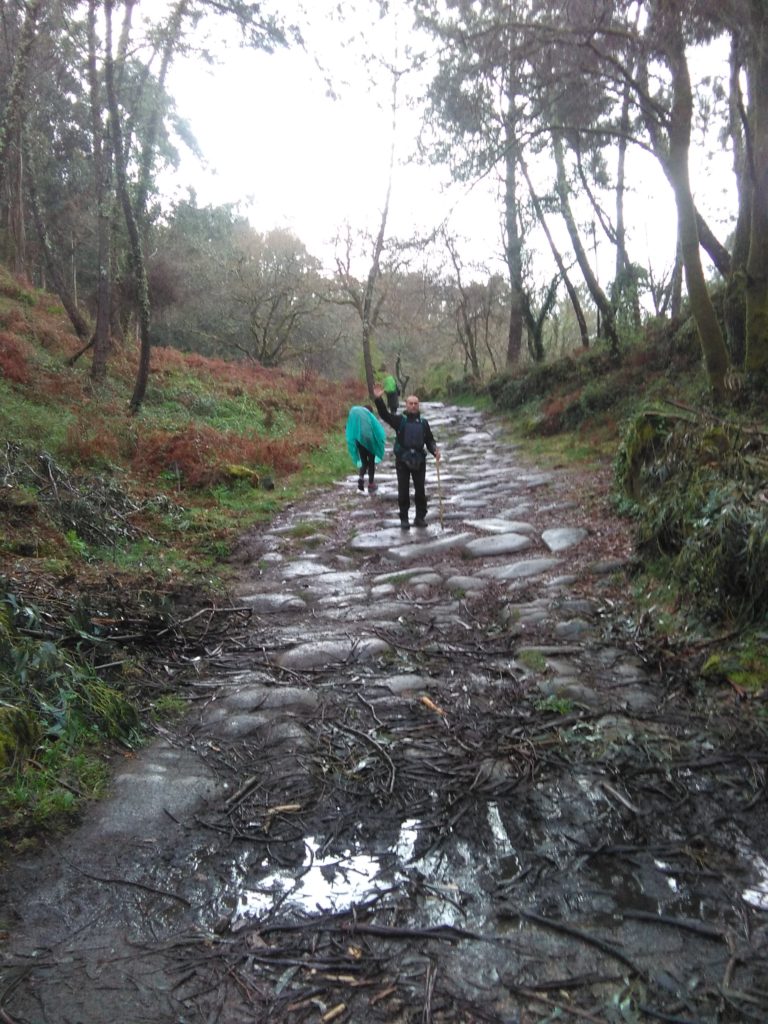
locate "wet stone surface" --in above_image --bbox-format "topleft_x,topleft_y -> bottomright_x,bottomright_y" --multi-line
2,401 -> 768,1023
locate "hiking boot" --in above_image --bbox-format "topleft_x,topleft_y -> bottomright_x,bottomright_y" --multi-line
400,519 -> 410,530
368,481 -> 378,492
357,477 -> 365,491
413,517 -> 427,527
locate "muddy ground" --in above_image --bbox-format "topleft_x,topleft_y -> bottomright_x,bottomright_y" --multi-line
1,402 -> 767,1024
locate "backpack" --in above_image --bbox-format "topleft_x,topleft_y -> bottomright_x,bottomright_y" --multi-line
396,416 -> 426,470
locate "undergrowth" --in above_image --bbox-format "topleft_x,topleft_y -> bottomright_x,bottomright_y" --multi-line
0,266 -> 360,848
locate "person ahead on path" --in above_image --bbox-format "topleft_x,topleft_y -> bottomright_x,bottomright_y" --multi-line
377,364 -> 400,414
373,384 -> 440,529
346,404 -> 386,492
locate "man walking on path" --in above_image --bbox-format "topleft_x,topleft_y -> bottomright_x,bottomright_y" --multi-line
345,405 -> 386,492
373,384 -> 440,529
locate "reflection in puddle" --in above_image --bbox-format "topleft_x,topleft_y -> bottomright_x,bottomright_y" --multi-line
741,850 -> 768,910
229,815 -> 521,929
234,837 -> 387,921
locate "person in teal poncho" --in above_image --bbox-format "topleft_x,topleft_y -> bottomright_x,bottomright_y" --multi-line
346,405 -> 386,492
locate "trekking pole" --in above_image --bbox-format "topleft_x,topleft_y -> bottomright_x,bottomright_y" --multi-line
436,457 -> 444,530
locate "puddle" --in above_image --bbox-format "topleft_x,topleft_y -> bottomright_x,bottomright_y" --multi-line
733,830 -> 768,911
233,837 -> 388,922
224,813 -> 523,932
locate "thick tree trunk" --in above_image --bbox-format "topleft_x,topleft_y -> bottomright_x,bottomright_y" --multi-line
745,0 -> 768,375
665,29 -> 730,399
723,32 -> 750,367
637,58 -> 731,281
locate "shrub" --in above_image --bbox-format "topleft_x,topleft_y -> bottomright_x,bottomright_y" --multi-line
615,408 -> 768,624
0,332 -> 31,384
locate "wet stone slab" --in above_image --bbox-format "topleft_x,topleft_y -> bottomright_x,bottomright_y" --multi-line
238,592 -> 307,612
463,517 -> 536,534
275,558 -> 333,578
479,557 -> 562,581
444,574 -> 488,592
463,532 -> 533,558
207,685 -> 320,712
274,637 -> 391,671
348,528 -> 423,551
386,532 -> 474,562
542,527 -> 589,552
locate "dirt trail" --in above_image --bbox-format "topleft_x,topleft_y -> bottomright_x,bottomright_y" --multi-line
1,402 -> 767,1024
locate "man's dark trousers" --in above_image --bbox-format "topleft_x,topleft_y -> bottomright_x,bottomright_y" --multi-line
396,459 -> 427,522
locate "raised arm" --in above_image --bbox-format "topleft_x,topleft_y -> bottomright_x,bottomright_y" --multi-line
373,385 -> 399,429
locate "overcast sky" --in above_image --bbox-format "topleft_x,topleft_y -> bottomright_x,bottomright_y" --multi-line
162,2 -> 733,283
164,1 -> 499,272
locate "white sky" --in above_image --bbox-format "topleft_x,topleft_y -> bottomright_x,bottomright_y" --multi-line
162,1 -> 735,285
164,0 -> 499,273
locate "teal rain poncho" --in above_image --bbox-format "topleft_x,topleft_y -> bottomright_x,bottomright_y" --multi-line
346,406 -> 386,468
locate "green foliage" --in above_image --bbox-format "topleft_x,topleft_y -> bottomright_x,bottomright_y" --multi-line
0,593 -> 139,746
535,694 -> 574,714
517,649 -> 547,672
0,588 -> 141,837
0,380 -> 73,447
2,742 -> 111,832
615,409 -> 768,625
487,349 -> 616,412
289,519 -> 330,539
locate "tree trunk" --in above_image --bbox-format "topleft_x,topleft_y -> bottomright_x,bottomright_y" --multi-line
664,25 -> 730,399
88,0 -> 112,384
23,128 -> 91,342
0,0 -> 43,198
503,94 -> 524,367
105,0 -> 152,414
519,154 -> 589,349
723,32 -> 750,367
744,0 -> 768,375
553,132 -> 620,354
362,67 -> 399,396
637,58 -> 731,280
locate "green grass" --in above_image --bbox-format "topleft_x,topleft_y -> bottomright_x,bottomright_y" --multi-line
0,380 -> 74,447
1,741 -> 111,833
517,649 -> 548,672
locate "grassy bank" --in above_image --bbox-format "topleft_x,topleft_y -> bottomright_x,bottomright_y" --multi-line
0,268 -> 359,851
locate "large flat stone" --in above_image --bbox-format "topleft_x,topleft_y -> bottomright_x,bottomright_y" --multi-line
239,592 -> 307,612
463,518 -> 536,534
386,532 -> 474,562
275,637 -> 391,671
479,557 -> 562,581
464,533 -> 533,558
542,527 -> 589,552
